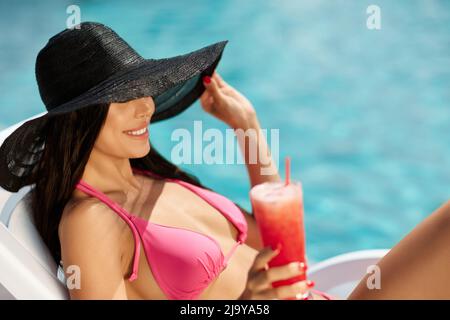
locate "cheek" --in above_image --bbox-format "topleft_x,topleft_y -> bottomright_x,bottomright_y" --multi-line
94,127 -> 124,153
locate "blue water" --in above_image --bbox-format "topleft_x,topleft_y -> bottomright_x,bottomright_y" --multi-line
0,0 -> 449,262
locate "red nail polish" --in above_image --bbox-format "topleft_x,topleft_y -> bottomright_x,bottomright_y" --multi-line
203,76 -> 211,84
306,280 -> 315,288
276,243 -> 282,251
298,262 -> 307,271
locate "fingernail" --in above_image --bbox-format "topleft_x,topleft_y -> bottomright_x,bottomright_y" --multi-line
298,262 -> 307,271
203,76 -> 211,85
306,280 -> 315,288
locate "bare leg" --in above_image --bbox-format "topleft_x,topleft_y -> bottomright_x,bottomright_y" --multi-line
348,200 -> 450,299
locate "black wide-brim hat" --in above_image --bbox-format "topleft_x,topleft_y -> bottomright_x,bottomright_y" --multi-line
0,21 -> 228,192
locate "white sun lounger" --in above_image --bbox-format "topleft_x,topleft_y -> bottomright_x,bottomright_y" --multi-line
308,249 -> 389,299
0,115 -> 389,300
0,185 -> 69,299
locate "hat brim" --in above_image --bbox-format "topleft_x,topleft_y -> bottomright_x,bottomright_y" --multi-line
0,112 -> 48,192
46,40 -> 228,122
0,40 -> 227,192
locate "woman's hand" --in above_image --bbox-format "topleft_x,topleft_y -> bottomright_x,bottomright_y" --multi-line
238,246 -> 315,300
200,72 -> 256,129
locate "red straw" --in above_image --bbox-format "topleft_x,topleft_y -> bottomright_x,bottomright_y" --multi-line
285,156 -> 291,186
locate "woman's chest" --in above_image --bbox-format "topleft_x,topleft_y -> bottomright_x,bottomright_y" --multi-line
119,177 -> 247,299
126,179 -> 239,242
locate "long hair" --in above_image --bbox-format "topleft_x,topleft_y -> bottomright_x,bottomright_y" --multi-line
27,103 -> 250,265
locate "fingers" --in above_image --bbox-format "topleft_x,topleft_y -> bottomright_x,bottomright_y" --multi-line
212,71 -> 227,88
243,245 -> 316,300
203,75 -> 223,101
199,89 -> 210,105
250,261 -> 307,291
200,90 -> 215,113
269,280 -> 314,299
257,280 -> 315,300
250,245 -> 281,273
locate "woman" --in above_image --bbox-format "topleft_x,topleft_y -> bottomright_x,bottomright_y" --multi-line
0,21 -> 318,300
1,22 -> 449,300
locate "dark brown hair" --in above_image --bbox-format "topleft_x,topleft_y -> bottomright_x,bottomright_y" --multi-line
28,103 -> 249,265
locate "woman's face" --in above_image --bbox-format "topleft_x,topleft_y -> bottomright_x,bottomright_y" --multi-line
94,96 -> 155,159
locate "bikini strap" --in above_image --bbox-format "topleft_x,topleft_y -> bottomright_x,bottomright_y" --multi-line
75,180 -> 141,281
223,240 -> 243,268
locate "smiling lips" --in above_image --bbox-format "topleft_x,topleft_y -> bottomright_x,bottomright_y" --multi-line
124,126 -> 149,139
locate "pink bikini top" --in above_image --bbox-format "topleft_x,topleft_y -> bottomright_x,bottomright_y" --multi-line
75,167 -> 248,300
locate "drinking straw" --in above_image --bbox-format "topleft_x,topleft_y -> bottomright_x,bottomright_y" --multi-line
285,156 -> 290,186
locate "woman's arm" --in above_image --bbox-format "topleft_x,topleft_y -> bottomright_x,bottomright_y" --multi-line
201,72 -> 281,187
232,114 -> 281,187
59,201 -> 129,299
201,73 -> 281,251
233,115 -> 279,251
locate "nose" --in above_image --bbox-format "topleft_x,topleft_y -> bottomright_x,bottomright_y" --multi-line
137,97 -> 155,121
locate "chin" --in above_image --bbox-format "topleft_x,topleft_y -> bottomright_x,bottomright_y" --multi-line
127,145 -> 150,159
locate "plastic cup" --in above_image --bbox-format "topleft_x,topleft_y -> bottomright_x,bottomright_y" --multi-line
249,180 -> 308,300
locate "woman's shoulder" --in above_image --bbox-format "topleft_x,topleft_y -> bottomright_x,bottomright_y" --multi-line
58,198 -> 129,299
59,197 -> 123,245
